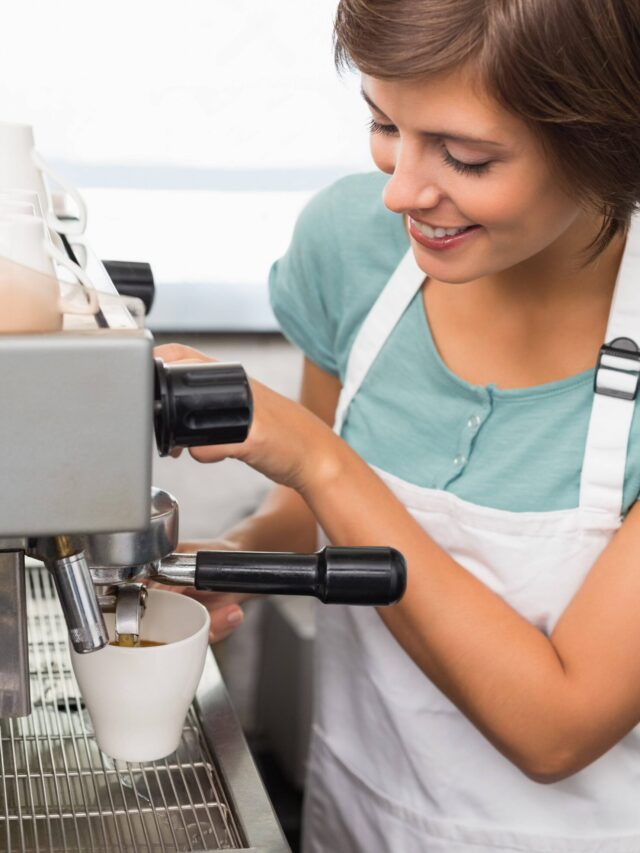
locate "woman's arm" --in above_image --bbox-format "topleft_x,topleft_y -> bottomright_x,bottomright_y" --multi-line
157,344 -> 640,782
303,433 -> 640,783
206,357 -> 340,554
172,355 -> 341,639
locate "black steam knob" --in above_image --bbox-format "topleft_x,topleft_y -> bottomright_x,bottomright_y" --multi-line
102,260 -> 155,314
154,359 -> 253,456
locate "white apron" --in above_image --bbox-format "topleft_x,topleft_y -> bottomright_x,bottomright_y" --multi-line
303,218 -> 640,853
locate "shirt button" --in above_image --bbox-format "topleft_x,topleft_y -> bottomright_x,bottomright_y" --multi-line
453,454 -> 467,467
467,414 -> 482,430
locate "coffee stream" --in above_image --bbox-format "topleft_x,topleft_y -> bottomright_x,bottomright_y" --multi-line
111,634 -> 165,648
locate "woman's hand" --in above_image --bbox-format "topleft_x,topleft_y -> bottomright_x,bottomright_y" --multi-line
155,343 -> 340,493
154,342 -> 341,640
172,538 -> 249,643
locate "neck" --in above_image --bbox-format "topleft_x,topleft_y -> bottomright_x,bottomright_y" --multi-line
421,212 -> 631,387
482,212 -> 627,308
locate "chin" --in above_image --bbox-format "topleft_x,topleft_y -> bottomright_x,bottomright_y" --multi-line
412,252 -> 486,284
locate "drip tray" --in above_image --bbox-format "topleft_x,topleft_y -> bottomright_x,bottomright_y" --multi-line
0,565 -> 289,853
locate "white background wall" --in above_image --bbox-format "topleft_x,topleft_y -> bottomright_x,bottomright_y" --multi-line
2,0 -> 369,170
1,1 -> 377,329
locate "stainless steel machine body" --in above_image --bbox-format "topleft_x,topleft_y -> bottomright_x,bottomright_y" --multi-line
0,329 -> 153,537
0,240 -> 154,717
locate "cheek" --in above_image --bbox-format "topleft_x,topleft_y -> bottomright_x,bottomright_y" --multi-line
463,163 -> 572,232
470,163 -> 582,265
500,175 -> 577,242
468,182 -> 530,225
370,136 -> 395,175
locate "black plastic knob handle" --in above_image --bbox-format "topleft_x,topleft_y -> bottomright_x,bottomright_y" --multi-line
154,359 -> 253,456
103,260 -> 155,313
194,546 -> 407,605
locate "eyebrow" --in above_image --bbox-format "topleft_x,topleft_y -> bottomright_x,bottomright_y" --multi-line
361,88 -> 507,149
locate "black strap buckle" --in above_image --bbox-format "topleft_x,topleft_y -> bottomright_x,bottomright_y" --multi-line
594,337 -> 640,401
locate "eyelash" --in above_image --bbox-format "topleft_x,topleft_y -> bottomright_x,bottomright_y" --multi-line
367,118 -> 493,177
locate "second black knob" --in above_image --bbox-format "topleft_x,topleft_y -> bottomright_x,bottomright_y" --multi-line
154,359 -> 253,456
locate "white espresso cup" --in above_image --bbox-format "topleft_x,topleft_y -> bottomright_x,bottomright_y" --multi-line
70,590 -> 211,763
0,213 -> 99,323
0,122 -> 87,235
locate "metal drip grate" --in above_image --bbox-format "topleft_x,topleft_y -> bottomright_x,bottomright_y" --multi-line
0,565 -> 245,852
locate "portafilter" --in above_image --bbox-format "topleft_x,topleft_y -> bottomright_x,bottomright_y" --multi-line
80,488 -> 407,643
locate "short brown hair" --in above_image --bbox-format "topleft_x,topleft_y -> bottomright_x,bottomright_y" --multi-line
334,0 -> 640,261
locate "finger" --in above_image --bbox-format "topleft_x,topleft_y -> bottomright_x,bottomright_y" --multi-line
175,541 -> 197,553
154,343 -> 203,362
170,447 -> 184,458
146,582 -> 189,597
210,605 -> 244,643
182,588 -> 228,604
189,443 -> 239,464
189,447 -> 228,464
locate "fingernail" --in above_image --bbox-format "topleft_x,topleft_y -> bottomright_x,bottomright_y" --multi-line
227,608 -> 244,626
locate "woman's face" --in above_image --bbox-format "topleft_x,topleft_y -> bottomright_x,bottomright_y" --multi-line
363,69 -> 590,283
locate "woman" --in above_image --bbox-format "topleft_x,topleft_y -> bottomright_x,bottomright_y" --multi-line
160,1 -> 640,850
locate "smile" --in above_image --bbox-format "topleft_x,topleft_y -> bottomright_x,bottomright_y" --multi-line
408,217 -> 482,251
410,220 -> 475,238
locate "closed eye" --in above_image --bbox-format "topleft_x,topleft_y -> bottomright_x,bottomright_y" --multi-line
440,146 -> 493,177
368,117 -> 398,137
367,118 -> 493,177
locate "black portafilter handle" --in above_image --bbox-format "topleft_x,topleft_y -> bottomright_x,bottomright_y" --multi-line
194,546 -> 407,605
154,359 -> 253,456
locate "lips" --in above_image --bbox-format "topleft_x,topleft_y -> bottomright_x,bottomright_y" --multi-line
408,217 -> 481,251
410,218 -> 475,238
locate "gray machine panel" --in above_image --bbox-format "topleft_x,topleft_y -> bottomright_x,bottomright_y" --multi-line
0,330 -> 153,536
0,551 -> 29,717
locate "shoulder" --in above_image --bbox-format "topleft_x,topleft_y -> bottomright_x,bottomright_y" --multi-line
315,170 -> 393,216
269,172 -> 409,375
296,171 -> 405,258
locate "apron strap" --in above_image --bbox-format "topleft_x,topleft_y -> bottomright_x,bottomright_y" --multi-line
334,222 -> 640,517
334,249 -> 425,434
579,216 -> 640,515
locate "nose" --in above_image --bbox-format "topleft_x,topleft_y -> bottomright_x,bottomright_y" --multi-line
382,142 -> 443,215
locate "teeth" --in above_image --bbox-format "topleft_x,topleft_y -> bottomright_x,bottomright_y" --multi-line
412,220 -> 470,239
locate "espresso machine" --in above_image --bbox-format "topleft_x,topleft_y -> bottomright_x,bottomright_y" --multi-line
0,237 -> 406,726
0,305 -> 405,720
0,123 -> 406,850
0,243 -> 406,853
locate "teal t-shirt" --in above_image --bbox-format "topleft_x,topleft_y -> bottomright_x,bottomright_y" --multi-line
268,171 -> 640,514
